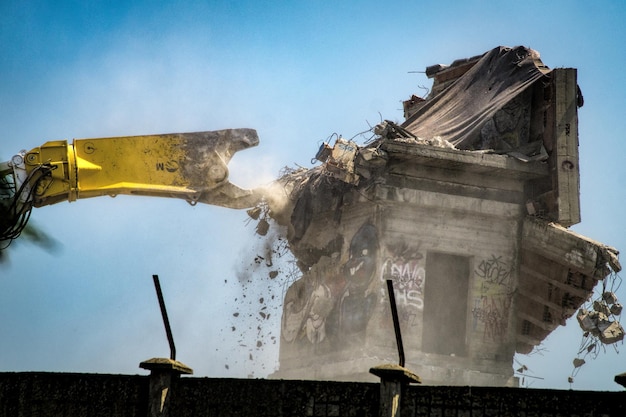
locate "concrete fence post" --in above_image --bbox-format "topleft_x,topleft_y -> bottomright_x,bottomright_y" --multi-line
140,358 -> 193,417
370,364 -> 421,417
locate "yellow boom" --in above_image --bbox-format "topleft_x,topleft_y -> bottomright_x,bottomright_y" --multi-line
1,129 -> 262,245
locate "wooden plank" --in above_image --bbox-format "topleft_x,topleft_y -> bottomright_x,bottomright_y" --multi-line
552,68 -> 581,226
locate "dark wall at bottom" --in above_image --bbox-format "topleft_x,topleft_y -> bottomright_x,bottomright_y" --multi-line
0,372 -> 624,417
0,372 -> 148,417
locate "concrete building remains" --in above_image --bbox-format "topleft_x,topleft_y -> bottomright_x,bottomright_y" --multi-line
256,46 -> 622,386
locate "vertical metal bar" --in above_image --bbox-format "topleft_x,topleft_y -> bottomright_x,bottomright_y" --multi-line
386,279 -> 405,367
152,274 -> 176,361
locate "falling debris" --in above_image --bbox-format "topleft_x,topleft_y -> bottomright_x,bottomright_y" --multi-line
225,223 -> 299,378
577,305 -> 624,345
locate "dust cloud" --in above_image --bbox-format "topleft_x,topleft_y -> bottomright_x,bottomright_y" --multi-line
222,219 -> 299,378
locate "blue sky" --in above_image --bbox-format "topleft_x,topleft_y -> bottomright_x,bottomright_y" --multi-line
1,0 -> 625,390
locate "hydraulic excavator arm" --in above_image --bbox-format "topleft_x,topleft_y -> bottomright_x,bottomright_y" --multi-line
0,128 -> 262,246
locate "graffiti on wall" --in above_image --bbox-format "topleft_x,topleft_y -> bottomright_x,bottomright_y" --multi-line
339,223 -> 379,334
380,241 -> 425,312
471,294 -> 511,342
475,255 -> 511,286
281,223 -> 379,345
471,255 -> 514,342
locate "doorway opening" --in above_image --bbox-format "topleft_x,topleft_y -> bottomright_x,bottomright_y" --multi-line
422,252 -> 470,356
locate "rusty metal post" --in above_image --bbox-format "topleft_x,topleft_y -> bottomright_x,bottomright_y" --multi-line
370,280 -> 421,417
386,279 -> 405,367
152,274 -> 177,360
141,274 -> 193,417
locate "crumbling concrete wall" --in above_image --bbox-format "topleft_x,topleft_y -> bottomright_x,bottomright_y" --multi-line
272,157 -> 525,385
0,372 -> 624,417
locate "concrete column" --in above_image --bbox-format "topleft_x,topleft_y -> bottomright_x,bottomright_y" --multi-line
370,364 -> 421,417
140,358 -> 193,417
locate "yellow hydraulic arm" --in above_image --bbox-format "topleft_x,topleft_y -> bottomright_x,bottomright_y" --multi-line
1,129 -> 262,245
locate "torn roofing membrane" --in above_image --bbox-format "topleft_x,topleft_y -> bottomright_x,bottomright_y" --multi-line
402,46 -> 551,155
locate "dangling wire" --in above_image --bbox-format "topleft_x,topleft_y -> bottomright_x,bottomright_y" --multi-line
569,268 -> 623,385
0,164 -> 52,248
